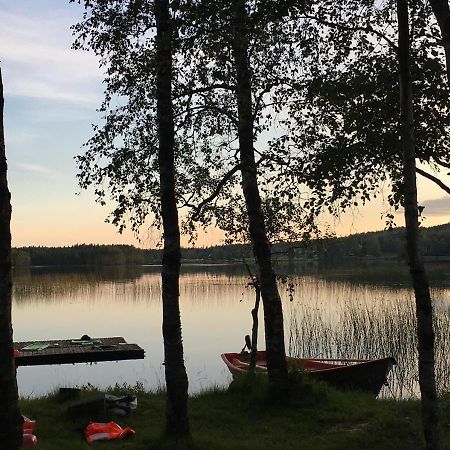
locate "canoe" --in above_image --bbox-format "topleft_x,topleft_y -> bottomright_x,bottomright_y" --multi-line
221,351 -> 396,396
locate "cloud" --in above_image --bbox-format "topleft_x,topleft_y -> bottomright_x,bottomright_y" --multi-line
5,132 -> 38,146
421,197 -> 450,216
16,162 -> 60,177
0,5 -> 103,107
7,79 -> 101,107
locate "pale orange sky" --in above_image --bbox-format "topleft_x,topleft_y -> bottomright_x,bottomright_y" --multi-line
10,170 -> 450,249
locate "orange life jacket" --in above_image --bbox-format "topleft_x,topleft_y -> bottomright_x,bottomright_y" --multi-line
23,415 -> 36,434
22,415 -> 37,447
84,421 -> 135,444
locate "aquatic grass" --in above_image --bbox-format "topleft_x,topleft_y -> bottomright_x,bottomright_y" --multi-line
288,295 -> 450,398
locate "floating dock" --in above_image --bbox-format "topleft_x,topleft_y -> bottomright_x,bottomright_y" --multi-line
14,337 -> 145,366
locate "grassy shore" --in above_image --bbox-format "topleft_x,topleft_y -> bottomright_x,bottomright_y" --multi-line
19,377 -> 450,449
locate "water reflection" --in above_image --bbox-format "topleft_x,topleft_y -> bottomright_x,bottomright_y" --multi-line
12,262 -> 450,399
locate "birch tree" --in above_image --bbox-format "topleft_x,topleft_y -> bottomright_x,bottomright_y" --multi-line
73,0 -> 190,436
275,1 -> 447,446
397,1 -> 441,447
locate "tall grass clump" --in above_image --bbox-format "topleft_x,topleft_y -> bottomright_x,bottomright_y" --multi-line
288,295 -> 450,399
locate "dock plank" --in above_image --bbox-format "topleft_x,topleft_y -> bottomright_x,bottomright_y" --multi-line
14,337 -> 145,366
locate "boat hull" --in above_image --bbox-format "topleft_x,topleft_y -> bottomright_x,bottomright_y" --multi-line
221,351 -> 395,396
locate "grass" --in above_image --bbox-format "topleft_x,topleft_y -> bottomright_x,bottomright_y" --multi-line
288,295 -> 450,398
18,376 -> 450,449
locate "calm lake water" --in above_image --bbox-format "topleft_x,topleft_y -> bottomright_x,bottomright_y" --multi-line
12,261 -> 450,399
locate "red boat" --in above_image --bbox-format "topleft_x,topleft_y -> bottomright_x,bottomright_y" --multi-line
221,351 -> 396,396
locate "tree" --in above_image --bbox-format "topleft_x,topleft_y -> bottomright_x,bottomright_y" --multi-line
274,1 -> 450,221
428,0 -> 450,86
0,67 -> 23,449
274,1 -> 445,447
397,0 -> 442,447
230,0 -> 288,390
172,0 -> 322,391
155,0 -> 190,437
72,0 -> 189,437
74,0 -> 323,394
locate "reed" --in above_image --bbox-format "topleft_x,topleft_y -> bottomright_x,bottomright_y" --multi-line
288,295 -> 450,398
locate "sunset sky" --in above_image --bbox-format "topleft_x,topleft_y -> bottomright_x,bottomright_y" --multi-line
1,0 -> 449,249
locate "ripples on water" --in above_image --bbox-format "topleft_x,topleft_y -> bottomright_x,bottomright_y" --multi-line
12,261 -> 450,399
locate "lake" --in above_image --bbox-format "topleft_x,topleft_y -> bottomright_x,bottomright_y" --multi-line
12,261 -> 450,399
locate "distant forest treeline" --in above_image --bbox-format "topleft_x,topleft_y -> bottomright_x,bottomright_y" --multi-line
12,223 -> 450,267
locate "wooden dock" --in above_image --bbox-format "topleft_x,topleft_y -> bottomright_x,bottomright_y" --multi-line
14,337 -> 145,366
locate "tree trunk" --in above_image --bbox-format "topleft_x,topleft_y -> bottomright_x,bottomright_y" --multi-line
397,2 -> 442,449
428,0 -> 450,86
0,68 -> 23,449
249,284 -> 260,371
155,0 -> 190,438
231,0 -> 289,392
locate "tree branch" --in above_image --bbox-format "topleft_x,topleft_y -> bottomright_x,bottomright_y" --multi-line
299,15 -> 398,51
433,157 -> 450,170
174,104 -> 238,126
187,153 -> 269,222
173,83 -> 233,100
253,84 -> 274,120
416,167 -> 450,195
191,163 -> 241,221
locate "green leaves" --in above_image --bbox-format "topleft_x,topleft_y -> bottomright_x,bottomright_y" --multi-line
275,0 -> 450,219
73,0 -> 449,244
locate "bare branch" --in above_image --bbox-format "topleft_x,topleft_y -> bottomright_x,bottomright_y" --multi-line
416,167 -> 450,195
